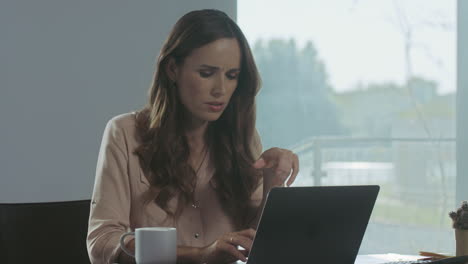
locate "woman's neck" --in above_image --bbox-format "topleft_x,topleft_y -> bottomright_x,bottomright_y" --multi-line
185,118 -> 209,174
185,117 -> 209,155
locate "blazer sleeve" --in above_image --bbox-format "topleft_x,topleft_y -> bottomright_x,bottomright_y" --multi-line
87,118 -> 133,264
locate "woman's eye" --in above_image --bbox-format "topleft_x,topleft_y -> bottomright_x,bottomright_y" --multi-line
227,74 -> 239,80
199,71 -> 213,78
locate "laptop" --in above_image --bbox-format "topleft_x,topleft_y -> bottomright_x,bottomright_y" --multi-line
246,185 -> 380,264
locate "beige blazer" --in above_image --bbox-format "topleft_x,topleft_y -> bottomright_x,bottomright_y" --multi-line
87,112 -> 263,264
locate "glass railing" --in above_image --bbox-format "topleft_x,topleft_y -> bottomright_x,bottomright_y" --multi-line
290,137 -> 456,254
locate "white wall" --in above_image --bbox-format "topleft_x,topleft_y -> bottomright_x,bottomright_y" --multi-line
0,0 -> 237,203
457,0 -> 468,203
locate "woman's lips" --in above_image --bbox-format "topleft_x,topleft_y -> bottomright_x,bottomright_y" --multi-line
206,102 -> 224,112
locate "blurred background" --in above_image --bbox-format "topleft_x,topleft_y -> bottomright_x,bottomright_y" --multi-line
2,0 -> 467,256
238,0 -> 458,254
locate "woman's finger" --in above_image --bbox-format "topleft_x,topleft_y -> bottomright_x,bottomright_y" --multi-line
229,235 -> 253,252
239,249 -> 249,258
237,228 -> 256,240
252,158 -> 266,169
220,242 -> 247,262
253,157 -> 277,169
229,237 -> 252,252
275,153 -> 293,182
287,153 -> 299,186
254,148 -> 283,169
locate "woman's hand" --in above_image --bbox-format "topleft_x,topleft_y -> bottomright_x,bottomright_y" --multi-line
198,228 -> 256,263
253,147 -> 299,192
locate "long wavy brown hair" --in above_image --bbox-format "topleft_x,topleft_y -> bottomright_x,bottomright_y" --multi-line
134,9 -> 262,228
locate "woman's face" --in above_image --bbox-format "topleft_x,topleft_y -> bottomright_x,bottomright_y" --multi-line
170,38 -> 241,124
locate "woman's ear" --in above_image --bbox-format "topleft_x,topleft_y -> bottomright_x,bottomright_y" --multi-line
165,57 -> 178,82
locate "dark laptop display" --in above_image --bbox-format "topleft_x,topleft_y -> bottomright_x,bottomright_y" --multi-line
247,185 -> 380,264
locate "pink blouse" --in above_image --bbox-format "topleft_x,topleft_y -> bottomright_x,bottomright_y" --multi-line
86,112 -> 263,264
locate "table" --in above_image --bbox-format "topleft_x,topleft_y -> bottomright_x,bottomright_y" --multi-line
355,254 -> 422,264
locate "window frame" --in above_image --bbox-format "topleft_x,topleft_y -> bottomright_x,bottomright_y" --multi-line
456,0 -> 467,204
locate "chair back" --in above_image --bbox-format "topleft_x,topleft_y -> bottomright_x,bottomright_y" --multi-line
0,200 -> 91,264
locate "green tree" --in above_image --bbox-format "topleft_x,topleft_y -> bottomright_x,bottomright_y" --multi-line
253,39 -> 345,148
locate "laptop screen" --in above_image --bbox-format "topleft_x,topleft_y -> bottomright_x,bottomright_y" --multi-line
247,185 -> 379,264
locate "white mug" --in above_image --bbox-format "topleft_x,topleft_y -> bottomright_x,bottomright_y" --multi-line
120,227 -> 177,264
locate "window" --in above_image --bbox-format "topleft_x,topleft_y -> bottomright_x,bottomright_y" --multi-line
239,0 -> 457,254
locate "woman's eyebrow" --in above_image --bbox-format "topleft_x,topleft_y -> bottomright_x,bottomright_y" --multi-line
199,64 -> 240,71
199,64 -> 219,70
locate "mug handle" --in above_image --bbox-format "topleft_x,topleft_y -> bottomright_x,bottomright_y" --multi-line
119,232 -> 135,257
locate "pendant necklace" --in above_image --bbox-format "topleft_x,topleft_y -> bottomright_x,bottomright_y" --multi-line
192,146 -> 208,209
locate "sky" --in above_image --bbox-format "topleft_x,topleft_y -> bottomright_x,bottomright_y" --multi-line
238,0 -> 456,94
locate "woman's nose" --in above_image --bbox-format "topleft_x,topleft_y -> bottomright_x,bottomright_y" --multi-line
211,74 -> 226,97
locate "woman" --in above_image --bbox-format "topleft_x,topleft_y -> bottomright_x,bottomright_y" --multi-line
87,9 -> 299,264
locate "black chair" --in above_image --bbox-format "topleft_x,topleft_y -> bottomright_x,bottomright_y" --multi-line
0,200 -> 91,264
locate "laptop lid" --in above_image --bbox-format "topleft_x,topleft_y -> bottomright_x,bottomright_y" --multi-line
246,185 -> 380,264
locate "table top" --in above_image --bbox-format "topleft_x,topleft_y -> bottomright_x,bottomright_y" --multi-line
355,254 -> 422,264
